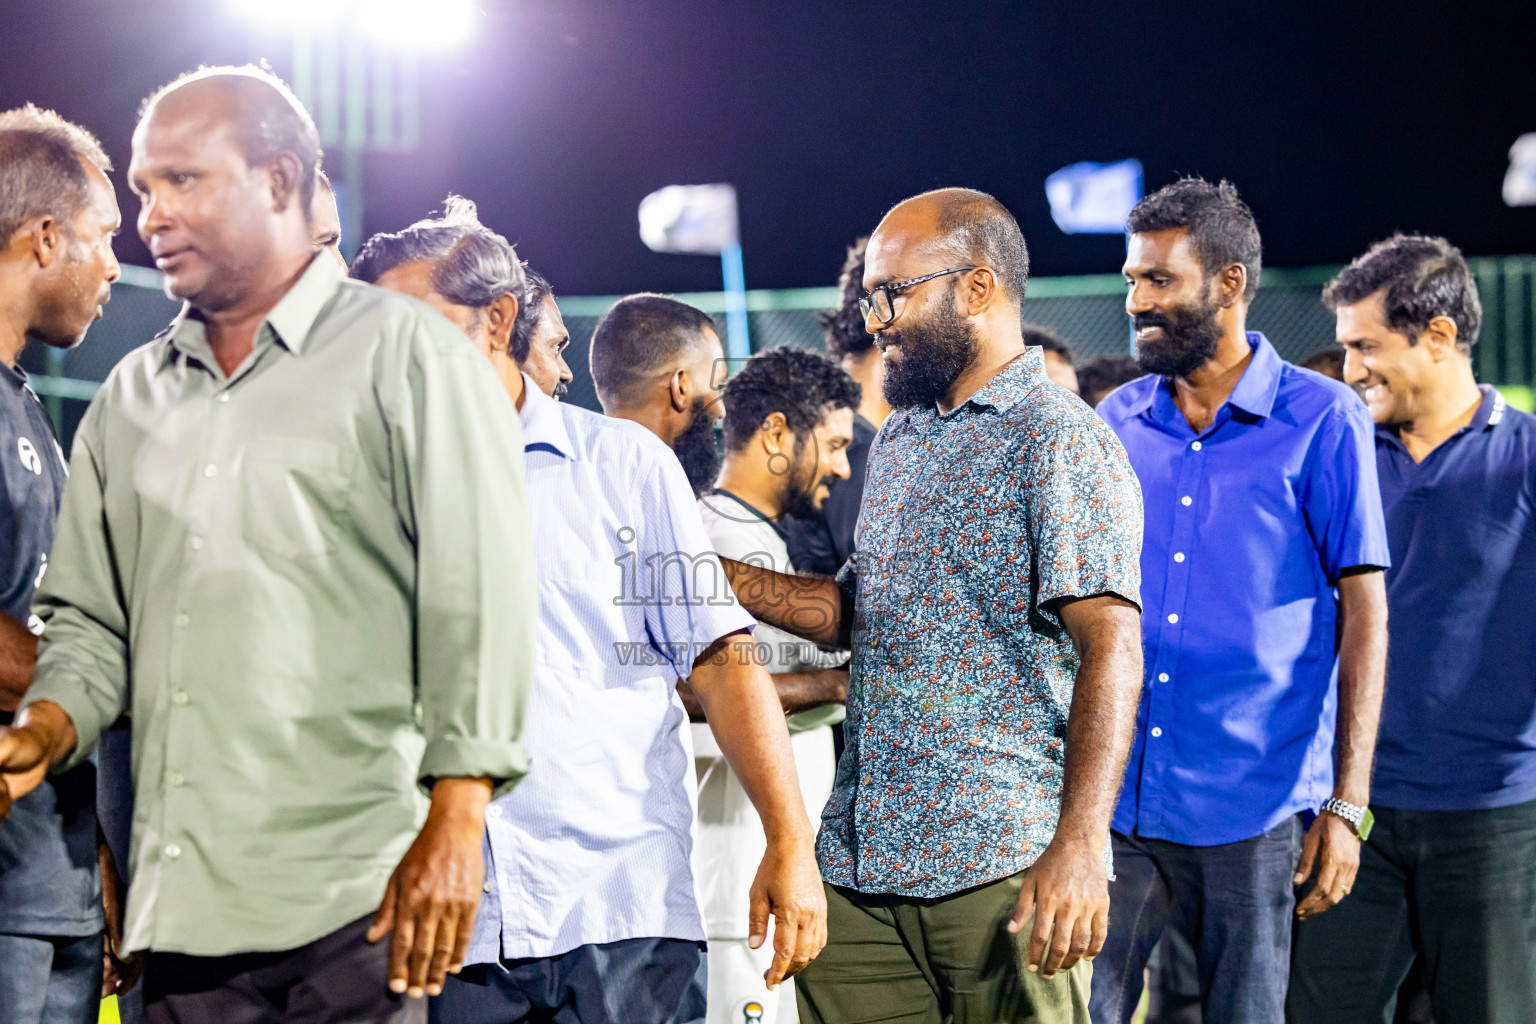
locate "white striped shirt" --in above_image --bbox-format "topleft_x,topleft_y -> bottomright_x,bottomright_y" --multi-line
465,377 -> 754,962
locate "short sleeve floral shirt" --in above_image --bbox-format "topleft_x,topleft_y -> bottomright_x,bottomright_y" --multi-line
820,347 -> 1143,897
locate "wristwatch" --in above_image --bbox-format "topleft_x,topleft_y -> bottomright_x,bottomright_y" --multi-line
1321,797 -> 1374,841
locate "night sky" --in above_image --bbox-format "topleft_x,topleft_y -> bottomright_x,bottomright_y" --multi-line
2,0 -> 1531,296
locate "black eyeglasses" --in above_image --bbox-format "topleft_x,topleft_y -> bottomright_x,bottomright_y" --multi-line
859,266 -> 977,324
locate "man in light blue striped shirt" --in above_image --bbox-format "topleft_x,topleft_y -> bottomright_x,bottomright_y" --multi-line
356,201 -> 827,1024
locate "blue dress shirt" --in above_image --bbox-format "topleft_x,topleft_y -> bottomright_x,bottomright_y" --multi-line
1099,333 -> 1390,846
1373,386 -> 1536,811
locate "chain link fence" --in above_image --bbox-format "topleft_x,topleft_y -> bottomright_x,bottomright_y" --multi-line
27,257 -> 1536,448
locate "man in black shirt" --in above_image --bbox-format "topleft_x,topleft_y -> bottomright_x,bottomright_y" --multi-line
0,104 -> 121,1023
787,239 -> 889,577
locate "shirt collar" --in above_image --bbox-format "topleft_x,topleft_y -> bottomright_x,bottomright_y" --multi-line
160,253 -> 344,370
939,346 -> 1048,419
518,372 -> 575,458
1376,384 -> 1506,448
1129,331 -> 1283,423
0,358 -> 26,391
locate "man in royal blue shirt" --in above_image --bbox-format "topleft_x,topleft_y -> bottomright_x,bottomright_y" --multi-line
1288,235 -> 1536,1024
1091,178 -> 1391,1024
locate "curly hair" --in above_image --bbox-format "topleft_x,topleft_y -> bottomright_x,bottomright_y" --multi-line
1323,234 -> 1481,353
820,237 -> 872,359
720,345 -> 861,453
1128,177 -> 1262,299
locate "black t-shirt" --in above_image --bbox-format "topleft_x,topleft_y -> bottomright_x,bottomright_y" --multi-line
0,359 -> 100,936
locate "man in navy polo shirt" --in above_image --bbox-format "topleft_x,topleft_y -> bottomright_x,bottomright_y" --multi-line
1288,235 -> 1536,1024
0,105 -> 121,1023
1091,178 -> 1391,1024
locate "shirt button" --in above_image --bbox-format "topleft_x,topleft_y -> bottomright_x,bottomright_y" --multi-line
1150,726 -> 1164,738
189,536 -> 203,551
1191,441 -> 1202,451
171,689 -> 189,706
486,805 -> 502,819
1167,613 -> 1179,624
164,844 -> 181,860
169,770 -> 185,787
217,392 -> 230,403
1174,552 -> 1185,563
1181,496 -> 1193,506
482,880 -> 494,893
924,441 -> 933,451
175,613 -> 190,628
1158,672 -> 1169,682
203,464 -> 218,478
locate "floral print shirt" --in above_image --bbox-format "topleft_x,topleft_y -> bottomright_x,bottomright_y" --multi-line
820,347 -> 1143,897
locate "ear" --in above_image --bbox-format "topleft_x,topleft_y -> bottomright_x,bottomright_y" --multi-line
1216,264 -> 1247,307
267,152 -> 305,214
20,215 -> 62,269
1420,315 -> 1461,361
961,267 -> 1001,316
758,411 -> 790,453
484,292 -> 520,356
668,368 -> 689,413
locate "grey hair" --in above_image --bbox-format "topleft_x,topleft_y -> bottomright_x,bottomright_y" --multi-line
0,104 -> 112,244
350,195 -> 527,315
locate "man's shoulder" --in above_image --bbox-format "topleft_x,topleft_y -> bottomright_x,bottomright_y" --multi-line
325,279 -> 483,357
1277,362 -> 1368,424
562,405 -> 675,466
1093,373 -> 1158,427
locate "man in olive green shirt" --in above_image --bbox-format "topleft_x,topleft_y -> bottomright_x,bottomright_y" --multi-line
0,67 -> 537,1023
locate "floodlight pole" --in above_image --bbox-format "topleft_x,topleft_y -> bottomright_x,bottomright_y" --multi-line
720,241 -> 751,359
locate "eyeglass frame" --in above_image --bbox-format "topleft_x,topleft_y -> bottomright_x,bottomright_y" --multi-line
858,265 -> 978,325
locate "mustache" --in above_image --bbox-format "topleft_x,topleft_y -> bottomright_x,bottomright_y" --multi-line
1132,311 -> 1172,331
552,380 -> 569,400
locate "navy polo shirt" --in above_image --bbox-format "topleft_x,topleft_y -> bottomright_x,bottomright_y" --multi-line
0,359 -> 101,936
1373,385 -> 1536,811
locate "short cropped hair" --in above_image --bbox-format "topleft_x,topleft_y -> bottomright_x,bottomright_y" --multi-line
0,104 -> 111,244
589,294 -> 718,408
1299,348 -> 1346,381
1129,178 -> 1262,299
350,196 -> 527,323
720,346 -> 861,453
1076,356 -> 1144,405
1021,323 -> 1072,365
510,266 -> 553,363
1322,234 -> 1482,354
143,65 -> 322,215
905,187 -> 1030,306
820,237 -> 872,359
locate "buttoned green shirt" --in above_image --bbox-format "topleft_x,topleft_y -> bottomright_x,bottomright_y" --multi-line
22,254 -> 538,956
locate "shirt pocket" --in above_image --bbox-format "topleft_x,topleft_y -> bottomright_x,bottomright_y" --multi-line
241,438 -> 355,561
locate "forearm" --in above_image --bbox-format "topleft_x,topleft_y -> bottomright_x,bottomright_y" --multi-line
0,613 -> 37,713
719,557 -> 850,647
771,669 -> 848,715
425,776 -> 493,827
1333,570 -> 1388,805
1054,597 -> 1143,845
689,635 -> 815,844
12,700 -> 80,767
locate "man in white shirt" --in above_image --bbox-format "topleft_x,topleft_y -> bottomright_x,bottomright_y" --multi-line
354,200 -> 827,1024
693,347 -> 860,1024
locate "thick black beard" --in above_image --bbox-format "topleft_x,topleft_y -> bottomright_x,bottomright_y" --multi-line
1134,292 -> 1224,379
881,300 -> 981,409
673,398 -> 723,496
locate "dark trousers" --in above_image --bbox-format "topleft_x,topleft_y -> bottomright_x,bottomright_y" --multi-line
142,914 -> 422,1024
429,936 -> 706,1024
1090,818 -> 1302,1024
1288,799 -> 1536,1024
0,932 -> 103,1024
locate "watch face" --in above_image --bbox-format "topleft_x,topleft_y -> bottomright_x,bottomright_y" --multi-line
1358,807 -> 1375,842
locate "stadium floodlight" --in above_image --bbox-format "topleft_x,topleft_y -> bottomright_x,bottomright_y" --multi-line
229,0 -> 474,51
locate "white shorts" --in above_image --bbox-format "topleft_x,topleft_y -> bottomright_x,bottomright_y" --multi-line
706,937 -> 798,1024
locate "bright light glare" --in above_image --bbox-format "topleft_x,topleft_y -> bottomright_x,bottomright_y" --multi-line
230,0 -> 474,50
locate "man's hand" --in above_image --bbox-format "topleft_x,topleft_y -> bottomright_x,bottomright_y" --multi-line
1293,811 -> 1360,919
0,723 -> 57,818
98,834 -> 143,998
747,833 -> 827,988
1009,837 -> 1109,979
367,777 -> 491,998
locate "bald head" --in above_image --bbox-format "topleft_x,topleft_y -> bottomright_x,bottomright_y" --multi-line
140,66 -> 322,216
873,188 -> 1029,307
